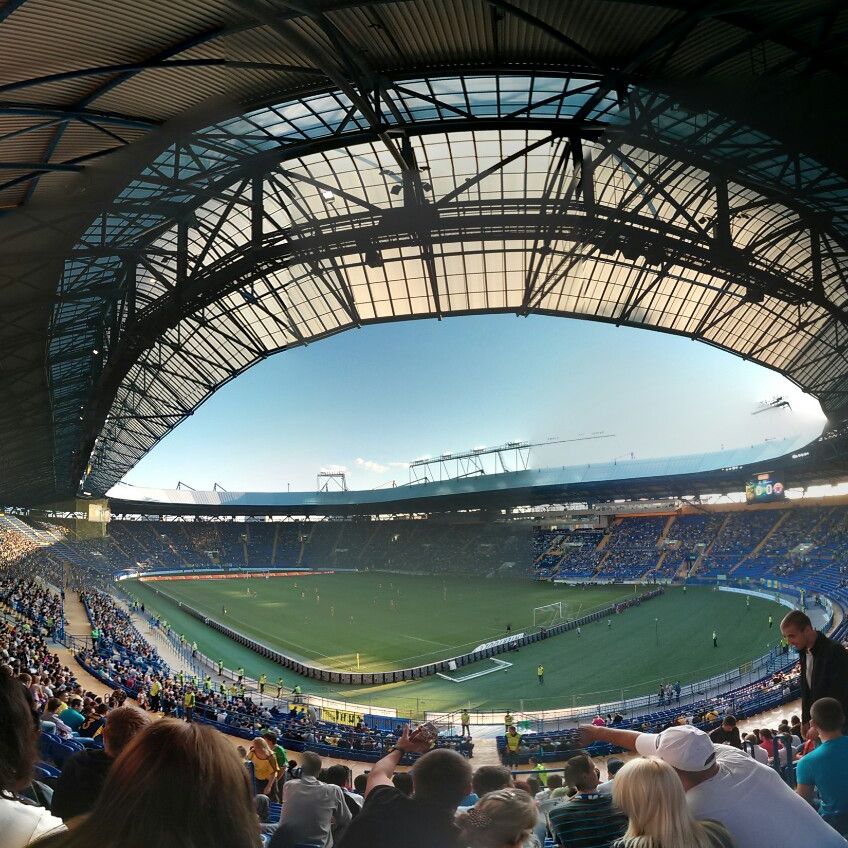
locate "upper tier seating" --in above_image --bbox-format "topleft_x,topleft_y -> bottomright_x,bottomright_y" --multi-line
660,513 -> 725,575
27,518 -> 533,578
699,510 -> 781,576
534,529 -> 605,578
596,516 -> 667,580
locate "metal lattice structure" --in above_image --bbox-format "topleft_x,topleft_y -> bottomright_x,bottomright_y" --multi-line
0,1 -> 847,504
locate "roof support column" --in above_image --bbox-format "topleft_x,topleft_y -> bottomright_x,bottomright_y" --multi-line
251,176 -> 263,249
712,176 -> 731,254
572,135 -> 595,210
125,260 -> 136,321
177,219 -> 188,295
811,227 -> 823,300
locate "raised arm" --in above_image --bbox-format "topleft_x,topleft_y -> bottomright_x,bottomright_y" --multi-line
365,726 -> 431,797
578,724 -> 642,751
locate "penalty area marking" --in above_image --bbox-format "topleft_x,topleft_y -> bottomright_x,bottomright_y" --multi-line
436,658 -> 512,683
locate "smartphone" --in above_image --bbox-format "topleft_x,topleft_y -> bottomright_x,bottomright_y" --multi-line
409,721 -> 439,747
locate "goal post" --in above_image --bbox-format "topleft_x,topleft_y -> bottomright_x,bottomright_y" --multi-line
533,601 -> 563,628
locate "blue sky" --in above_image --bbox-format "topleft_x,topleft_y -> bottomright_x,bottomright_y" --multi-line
121,314 -> 826,493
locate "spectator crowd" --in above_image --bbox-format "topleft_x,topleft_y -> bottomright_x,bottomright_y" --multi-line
4,513 -> 848,848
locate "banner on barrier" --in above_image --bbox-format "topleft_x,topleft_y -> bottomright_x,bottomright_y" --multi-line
473,633 -> 525,653
322,707 -> 364,726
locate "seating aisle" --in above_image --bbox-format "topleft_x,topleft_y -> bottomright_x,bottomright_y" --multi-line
118,596 -> 191,675
55,591 -> 113,697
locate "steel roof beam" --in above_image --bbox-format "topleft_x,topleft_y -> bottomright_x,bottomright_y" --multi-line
233,0 -> 414,180
0,58 -> 327,98
19,45 -> 847,500
487,0 -> 610,73
15,19 -> 278,203
0,104 -> 157,128
0,162 -> 83,172
89,203 -> 846,390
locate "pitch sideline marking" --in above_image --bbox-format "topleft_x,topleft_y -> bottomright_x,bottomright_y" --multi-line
401,633 -> 452,647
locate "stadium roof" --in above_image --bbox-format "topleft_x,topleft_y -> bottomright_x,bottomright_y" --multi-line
1,1 -> 848,505
104,432 -> 848,516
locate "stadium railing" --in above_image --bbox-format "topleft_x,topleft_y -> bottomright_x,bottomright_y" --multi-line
428,646 -> 799,730
494,681 -> 802,765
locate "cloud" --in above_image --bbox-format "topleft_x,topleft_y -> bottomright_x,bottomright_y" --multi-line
388,461 -> 410,469
355,457 -> 388,473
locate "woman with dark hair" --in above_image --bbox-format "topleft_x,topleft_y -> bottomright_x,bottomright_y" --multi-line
758,728 -> 784,762
0,668 -> 66,846
33,719 -> 259,848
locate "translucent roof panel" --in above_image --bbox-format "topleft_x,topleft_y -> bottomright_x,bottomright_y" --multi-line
43,73 -> 848,496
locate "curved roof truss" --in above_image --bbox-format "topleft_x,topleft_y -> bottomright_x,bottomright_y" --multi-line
43,70 -> 848,495
0,0 -> 842,502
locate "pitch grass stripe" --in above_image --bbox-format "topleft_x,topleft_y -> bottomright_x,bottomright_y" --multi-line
143,576 -> 632,673
154,583 -> 458,671
151,584 -> 339,665
125,577 -> 788,714
140,575 -> 637,669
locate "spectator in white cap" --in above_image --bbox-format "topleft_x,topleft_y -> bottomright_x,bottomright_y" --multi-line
579,721 -> 848,848
611,757 -> 735,848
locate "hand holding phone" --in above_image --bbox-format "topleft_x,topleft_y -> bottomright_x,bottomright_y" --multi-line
404,721 -> 438,752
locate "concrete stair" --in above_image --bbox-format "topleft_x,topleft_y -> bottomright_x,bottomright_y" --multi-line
658,514 -> 677,544
749,511 -> 790,557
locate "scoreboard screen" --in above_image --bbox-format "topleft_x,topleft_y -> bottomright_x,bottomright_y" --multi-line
745,471 -> 785,504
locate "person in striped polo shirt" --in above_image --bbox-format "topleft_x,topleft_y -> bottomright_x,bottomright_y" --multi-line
548,754 -> 627,848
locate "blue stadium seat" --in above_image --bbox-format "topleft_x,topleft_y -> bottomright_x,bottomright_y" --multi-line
34,762 -> 61,779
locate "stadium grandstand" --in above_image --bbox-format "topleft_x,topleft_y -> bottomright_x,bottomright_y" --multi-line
3,2 -> 848,847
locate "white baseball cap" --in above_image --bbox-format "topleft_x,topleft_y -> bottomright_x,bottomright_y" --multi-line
635,725 -> 717,772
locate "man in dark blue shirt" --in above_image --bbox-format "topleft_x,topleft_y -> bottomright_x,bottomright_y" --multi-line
337,727 -> 471,848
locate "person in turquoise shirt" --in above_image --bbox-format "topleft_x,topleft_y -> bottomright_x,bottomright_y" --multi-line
59,697 -> 85,732
796,697 -> 848,831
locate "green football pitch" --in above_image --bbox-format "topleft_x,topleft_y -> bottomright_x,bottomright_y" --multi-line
124,574 -> 787,716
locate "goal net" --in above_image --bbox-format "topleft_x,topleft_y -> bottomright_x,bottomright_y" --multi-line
533,601 -> 564,628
